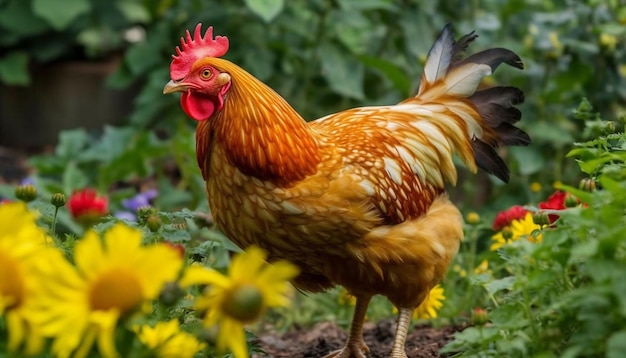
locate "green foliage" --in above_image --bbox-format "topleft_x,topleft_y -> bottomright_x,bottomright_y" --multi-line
0,0 -> 150,84
442,101 -> 626,357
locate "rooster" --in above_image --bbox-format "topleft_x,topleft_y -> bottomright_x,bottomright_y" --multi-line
164,23 -> 528,358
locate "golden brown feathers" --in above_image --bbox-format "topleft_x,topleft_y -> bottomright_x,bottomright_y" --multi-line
190,25 -> 527,307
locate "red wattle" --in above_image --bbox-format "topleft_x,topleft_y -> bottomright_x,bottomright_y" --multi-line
181,92 -> 215,121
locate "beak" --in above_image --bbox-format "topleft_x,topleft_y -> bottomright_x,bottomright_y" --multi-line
163,80 -> 191,94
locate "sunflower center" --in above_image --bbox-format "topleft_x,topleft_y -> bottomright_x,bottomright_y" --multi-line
89,268 -> 143,313
0,250 -> 25,309
222,284 -> 264,323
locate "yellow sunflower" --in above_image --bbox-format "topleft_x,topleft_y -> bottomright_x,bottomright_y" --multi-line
0,202 -> 54,355
181,246 -> 299,358
31,223 -> 183,358
412,284 -> 445,320
490,212 -> 543,251
135,320 -> 206,358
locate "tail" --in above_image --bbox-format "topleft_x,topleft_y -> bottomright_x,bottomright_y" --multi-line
406,24 -> 529,182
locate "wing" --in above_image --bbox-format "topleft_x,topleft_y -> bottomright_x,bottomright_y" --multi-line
310,105 -> 458,224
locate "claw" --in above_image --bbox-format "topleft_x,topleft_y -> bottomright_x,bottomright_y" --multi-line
325,295 -> 372,358
323,340 -> 370,358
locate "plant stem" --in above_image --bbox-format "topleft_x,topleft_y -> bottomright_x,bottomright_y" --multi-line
52,206 -> 59,235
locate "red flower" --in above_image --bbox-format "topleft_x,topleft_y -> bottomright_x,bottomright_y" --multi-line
492,205 -> 528,230
538,191 -> 566,223
165,242 -> 186,259
68,189 -> 109,225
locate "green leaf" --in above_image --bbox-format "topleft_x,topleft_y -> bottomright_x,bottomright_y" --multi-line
329,11 -> 376,55
115,0 -> 151,23
337,0 -> 397,11
566,147 -> 598,159
578,153 -> 626,174
509,146 -> 545,175
569,240 -> 598,264
319,42 -> 365,100
490,303 -> 527,329
125,41 -> 161,75
359,55 -> 410,95
0,51 -> 30,85
55,129 -> 89,159
0,0 -> 49,36
607,331 -> 626,358
244,0 -> 284,23
484,276 -> 516,296
32,0 -> 91,31
62,162 -> 89,194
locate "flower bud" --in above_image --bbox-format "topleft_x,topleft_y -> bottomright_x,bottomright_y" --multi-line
605,121 -> 616,134
159,281 -> 185,306
564,194 -> 579,208
197,326 -> 219,345
15,184 -> 37,202
465,212 -> 480,225
137,206 -> 157,224
501,227 -> 513,240
146,214 -> 162,232
222,284 -> 264,323
578,178 -> 597,192
51,193 -> 67,208
532,212 -> 550,226
471,308 -> 489,326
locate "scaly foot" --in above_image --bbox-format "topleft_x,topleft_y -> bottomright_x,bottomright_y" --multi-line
389,350 -> 408,358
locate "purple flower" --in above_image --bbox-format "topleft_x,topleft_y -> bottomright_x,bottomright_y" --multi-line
115,211 -> 137,222
122,189 -> 158,212
20,177 -> 35,186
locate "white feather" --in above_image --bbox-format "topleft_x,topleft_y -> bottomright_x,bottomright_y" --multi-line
444,63 -> 492,96
423,25 -> 455,84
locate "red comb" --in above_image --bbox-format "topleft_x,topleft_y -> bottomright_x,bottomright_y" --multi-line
170,23 -> 229,80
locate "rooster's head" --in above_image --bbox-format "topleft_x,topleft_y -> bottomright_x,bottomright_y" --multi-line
163,24 -> 231,121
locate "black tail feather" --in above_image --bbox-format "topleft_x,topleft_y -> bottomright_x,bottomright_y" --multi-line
454,48 -> 524,72
477,103 -> 522,128
472,139 -> 510,182
495,123 -> 531,146
470,86 -> 524,107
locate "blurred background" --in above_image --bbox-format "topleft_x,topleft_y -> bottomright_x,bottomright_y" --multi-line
0,0 -> 625,216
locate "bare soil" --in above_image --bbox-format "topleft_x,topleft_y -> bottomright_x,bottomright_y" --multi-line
254,319 -> 461,358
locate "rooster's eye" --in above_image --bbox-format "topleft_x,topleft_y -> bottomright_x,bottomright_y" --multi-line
201,69 -> 212,79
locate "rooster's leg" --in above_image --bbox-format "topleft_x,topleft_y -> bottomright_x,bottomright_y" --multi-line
323,294 -> 372,358
389,307 -> 412,358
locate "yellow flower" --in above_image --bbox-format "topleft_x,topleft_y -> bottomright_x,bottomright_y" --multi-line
181,246 -> 299,358
547,31 -> 563,58
490,212 -> 543,251
412,284 -> 445,320
465,212 -> 480,224
452,264 -> 467,278
338,288 -> 356,306
619,64 -> 626,79
31,223 -> 183,358
474,260 -> 490,275
135,320 -> 206,358
600,33 -> 617,52
0,201 -> 51,244
530,182 -> 542,193
0,202 -> 53,355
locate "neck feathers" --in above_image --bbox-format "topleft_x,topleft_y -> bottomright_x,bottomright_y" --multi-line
208,59 -> 320,186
